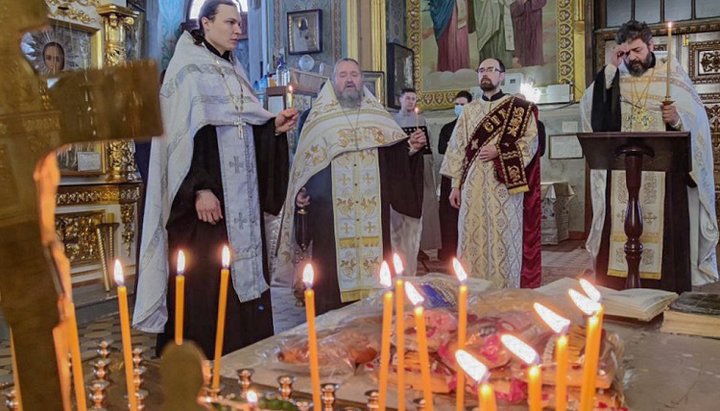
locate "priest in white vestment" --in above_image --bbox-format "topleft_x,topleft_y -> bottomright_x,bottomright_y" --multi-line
580,19 -> 718,291
441,58 -> 539,288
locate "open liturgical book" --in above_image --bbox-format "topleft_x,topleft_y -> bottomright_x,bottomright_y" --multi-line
537,277 -> 679,322
661,292 -> 720,338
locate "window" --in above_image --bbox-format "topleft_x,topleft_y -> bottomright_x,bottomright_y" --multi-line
188,0 -> 247,19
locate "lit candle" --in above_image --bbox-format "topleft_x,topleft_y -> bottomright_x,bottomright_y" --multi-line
175,250 -> 186,345
453,258 -> 468,411
211,246 -> 231,390
378,261 -> 394,411
393,253 -> 406,411
247,389 -> 258,411
666,22 -> 673,98
405,282 -> 433,411
534,303 -> 571,411
287,85 -> 294,108
414,106 -> 420,129
455,349 -> 496,411
568,288 -> 604,411
114,260 -> 138,411
501,334 -> 542,411
303,264 -> 322,409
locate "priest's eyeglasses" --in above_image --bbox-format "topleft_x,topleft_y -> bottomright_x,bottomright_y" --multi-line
477,67 -> 503,74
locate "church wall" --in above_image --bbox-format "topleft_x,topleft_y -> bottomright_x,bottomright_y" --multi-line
275,0 -> 342,74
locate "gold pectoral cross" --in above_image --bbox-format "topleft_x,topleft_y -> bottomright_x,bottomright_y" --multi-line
0,2 -> 163,409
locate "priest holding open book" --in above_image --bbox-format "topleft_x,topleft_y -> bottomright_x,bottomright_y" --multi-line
580,19 -> 718,293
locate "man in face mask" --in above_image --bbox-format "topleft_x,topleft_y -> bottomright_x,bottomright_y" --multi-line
437,90 -> 472,262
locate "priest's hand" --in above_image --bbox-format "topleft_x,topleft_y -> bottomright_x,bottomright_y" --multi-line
296,187 -> 311,208
611,44 -> 629,67
408,129 -> 427,153
661,103 -> 681,129
275,108 -> 300,134
196,189 -> 223,225
478,144 -> 499,161
449,187 -> 461,209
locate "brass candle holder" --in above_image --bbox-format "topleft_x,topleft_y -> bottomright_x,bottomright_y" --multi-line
237,368 -> 254,398
92,359 -> 111,382
136,389 -> 148,410
277,375 -> 295,400
413,397 -> 427,411
97,340 -> 113,361
132,347 -> 146,369
88,380 -> 109,410
3,389 -> 18,411
295,400 -> 311,411
133,365 -> 147,392
321,383 -> 339,411
364,389 -> 379,411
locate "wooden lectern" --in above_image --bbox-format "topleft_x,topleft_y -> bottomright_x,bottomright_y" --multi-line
577,131 -> 690,289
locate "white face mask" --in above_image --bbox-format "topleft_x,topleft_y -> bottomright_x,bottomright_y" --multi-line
454,104 -> 464,117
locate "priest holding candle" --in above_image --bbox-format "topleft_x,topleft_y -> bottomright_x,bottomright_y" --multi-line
580,19 -> 718,293
133,0 -> 298,358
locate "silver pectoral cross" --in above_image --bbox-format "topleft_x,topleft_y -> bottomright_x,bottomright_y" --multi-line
234,119 -> 246,139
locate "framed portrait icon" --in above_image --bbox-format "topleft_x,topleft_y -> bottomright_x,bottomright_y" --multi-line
287,9 -> 322,55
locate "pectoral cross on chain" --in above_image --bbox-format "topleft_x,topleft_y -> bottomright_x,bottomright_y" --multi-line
0,2 -> 163,409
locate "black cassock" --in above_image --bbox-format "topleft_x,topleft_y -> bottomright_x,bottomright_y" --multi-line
298,140 -> 424,315
156,121 -> 288,358
437,118 -> 459,262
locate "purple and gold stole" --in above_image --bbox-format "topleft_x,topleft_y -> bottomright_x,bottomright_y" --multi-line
460,96 -> 536,194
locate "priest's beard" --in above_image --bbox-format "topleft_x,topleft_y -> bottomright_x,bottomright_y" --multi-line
480,78 -> 499,92
336,86 -> 363,108
627,53 -> 653,77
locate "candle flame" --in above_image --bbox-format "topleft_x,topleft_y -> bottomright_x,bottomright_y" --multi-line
414,107 -> 419,114
452,258 -> 468,282
302,263 -> 314,288
500,334 -> 540,365
568,289 -> 602,316
455,349 -> 489,383
379,261 -> 392,288
288,85 -> 293,93
393,253 -> 404,275
222,245 -> 230,268
404,281 -> 424,306
177,250 -> 186,276
113,259 -> 124,286
668,21 -> 672,29
533,303 -> 570,334
247,390 -> 258,404
579,278 -> 602,302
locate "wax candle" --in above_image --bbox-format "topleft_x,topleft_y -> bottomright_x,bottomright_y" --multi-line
378,261 -> 394,411
533,303 -> 570,411
67,301 -> 87,411
287,85 -> 294,108
455,349 -> 496,411
501,334 -> 542,411
303,264 -> 322,409
175,250 -> 186,345
211,246 -> 231,390
393,253 -> 406,411
247,390 -> 258,411
114,260 -> 138,411
568,288 -> 604,411
414,107 -> 420,129
452,258 -> 468,411
666,22 -> 673,98
405,282 -> 433,411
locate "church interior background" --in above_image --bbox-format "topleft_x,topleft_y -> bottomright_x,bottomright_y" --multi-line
1,0 -> 720,409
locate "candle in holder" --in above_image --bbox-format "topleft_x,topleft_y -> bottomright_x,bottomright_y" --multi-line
452,258 -> 468,411
455,349 -> 496,411
378,261 -> 394,411
114,260 -> 138,411
303,264 -> 322,409
175,250 -> 186,345
501,334 -> 542,411
392,253 -> 406,411
666,22 -> 673,98
534,303 -> 571,411
287,85 -> 294,108
211,246 -> 231,390
405,282 -> 433,411
568,289 -> 604,411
